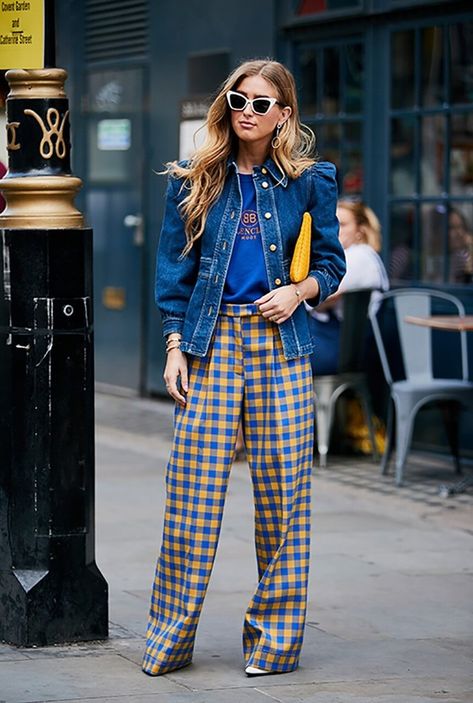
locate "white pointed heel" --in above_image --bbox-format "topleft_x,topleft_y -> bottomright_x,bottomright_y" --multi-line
245,665 -> 271,676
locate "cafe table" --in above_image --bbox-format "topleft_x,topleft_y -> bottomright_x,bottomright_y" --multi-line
404,315 -> 473,332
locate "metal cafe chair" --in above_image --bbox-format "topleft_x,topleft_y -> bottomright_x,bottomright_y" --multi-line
368,288 -> 473,486
313,289 -> 379,468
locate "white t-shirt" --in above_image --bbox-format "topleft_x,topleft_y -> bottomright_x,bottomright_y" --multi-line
307,243 -> 389,320
339,243 -> 389,293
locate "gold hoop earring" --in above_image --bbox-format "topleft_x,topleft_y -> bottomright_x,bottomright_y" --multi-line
271,124 -> 282,150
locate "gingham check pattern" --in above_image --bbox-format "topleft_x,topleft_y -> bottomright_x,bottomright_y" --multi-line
142,304 -> 314,675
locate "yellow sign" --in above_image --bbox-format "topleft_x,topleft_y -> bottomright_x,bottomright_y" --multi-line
0,0 -> 44,69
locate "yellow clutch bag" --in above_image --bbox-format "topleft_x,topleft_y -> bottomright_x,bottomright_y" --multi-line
290,212 -> 312,283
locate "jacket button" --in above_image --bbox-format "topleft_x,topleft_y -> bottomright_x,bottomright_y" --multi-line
264,212 -> 272,219
274,278 -> 282,285
261,167 -> 268,174
261,181 -> 269,189
269,244 -> 277,251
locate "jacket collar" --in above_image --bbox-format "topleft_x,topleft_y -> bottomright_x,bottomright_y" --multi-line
226,155 -> 289,188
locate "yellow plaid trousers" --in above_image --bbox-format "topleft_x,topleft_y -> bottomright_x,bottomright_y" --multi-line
142,304 -> 314,675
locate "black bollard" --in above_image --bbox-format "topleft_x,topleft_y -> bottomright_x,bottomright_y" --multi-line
0,69 -> 108,646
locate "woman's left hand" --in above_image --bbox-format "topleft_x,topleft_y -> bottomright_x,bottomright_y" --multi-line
255,285 -> 301,324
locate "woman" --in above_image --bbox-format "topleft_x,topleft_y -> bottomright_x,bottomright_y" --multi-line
142,59 -> 345,678
308,200 -> 389,376
448,208 -> 473,284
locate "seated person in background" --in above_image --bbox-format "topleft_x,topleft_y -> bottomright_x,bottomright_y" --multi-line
448,208 -> 473,284
307,199 -> 389,376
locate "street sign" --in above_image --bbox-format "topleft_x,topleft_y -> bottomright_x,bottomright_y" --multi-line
0,0 -> 44,69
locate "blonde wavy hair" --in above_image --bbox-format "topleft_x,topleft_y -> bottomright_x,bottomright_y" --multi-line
337,200 -> 382,253
166,59 -> 317,256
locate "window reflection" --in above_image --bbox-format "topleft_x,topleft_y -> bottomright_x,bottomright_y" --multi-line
344,43 -> 363,113
422,26 -> 444,106
296,40 -> 364,197
420,204 -> 447,283
323,47 -> 340,115
343,121 -> 363,194
391,30 -> 415,109
315,122 -> 342,167
448,206 -> 473,284
421,115 -> 445,195
390,117 -> 416,196
388,204 -> 415,282
88,69 -> 142,114
298,47 -> 318,114
449,23 -> 473,105
450,113 -> 473,197
419,204 -> 473,284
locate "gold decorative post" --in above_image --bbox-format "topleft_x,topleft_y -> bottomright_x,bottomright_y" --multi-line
1,68 -> 83,228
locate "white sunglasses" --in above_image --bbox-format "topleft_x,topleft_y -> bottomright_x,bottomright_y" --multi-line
226,90 -> 282,115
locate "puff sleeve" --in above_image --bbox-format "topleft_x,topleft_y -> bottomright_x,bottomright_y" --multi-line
306,161 -> 346,307
154,175 -> 200,337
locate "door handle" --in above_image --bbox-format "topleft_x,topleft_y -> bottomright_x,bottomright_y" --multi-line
124,214 -> 144,246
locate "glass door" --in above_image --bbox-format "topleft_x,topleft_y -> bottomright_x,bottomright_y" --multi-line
85,67 -> 146,392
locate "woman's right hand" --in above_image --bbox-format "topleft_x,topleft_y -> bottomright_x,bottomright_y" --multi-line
164,349 -> 188,406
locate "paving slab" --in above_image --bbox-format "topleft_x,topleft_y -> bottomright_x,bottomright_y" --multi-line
46,691 -> 273,703
159,635 -> 472,691
0,645 -> 30,662
0,654 -> 184,703
258,680 -> 473,703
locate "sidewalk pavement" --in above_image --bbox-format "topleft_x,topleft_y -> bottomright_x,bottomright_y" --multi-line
1,392 -> 472,703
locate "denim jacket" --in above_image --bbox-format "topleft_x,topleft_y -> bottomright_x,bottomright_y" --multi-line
155,157 -> 346,360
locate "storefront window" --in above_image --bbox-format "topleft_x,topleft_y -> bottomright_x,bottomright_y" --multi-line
343,121 -> 363,194
388,203 -> 416,283
298,47 -> 318,114
323,47 -> 340,115
420,203 -> 447,284
447,204 -> 473,284
450,113 -> 473,196
422,26 -> 445,106
449,23 -> 473,105
421,115 -> 445,195
315,122 -> 342,167
296,39 -> 364,197
391,30 -> 415,109
86,69 -> 143,184
390,117 -> 416,197
345,43 -> 363,113
389,20 -> 473,286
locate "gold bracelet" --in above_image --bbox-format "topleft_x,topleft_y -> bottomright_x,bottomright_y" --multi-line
166,342 -> 181,353
293,284 -> 302,303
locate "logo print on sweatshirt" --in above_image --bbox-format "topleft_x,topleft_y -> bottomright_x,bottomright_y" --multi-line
238,210 -> 260,240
